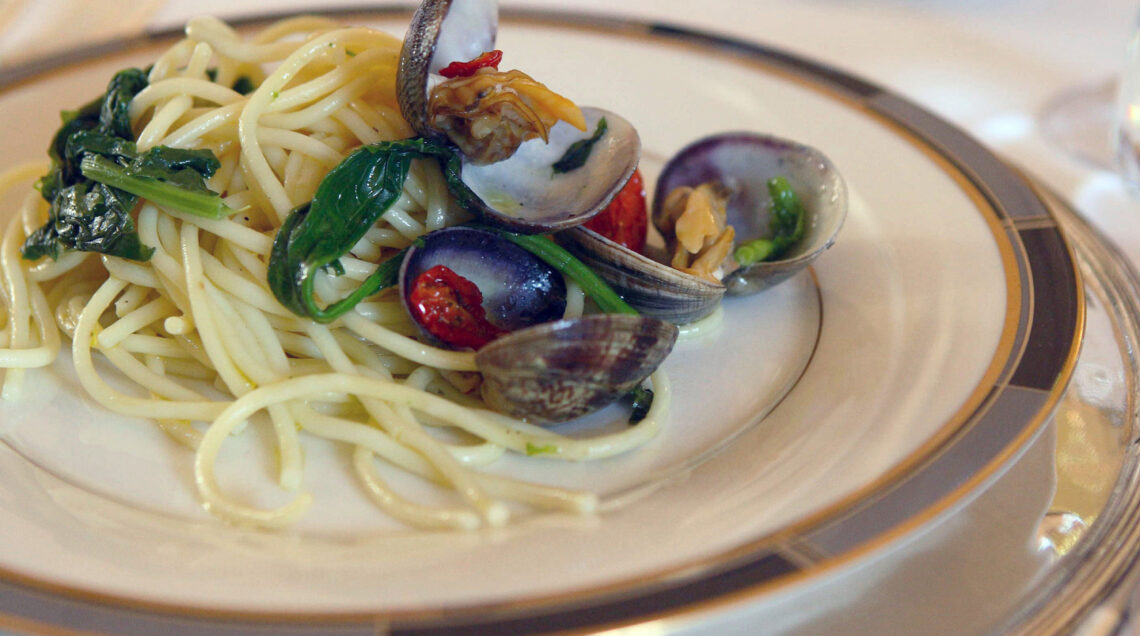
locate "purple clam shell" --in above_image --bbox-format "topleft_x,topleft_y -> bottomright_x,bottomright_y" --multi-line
652,132 -> 848,295
399,227 -> 566,342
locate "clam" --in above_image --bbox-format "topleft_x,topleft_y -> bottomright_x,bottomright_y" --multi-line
653,132 -> 847,295
399,227 -> 567,346
396,0 -> 498,141
476,314 -> 678,424
398,226 -> 677,423
559,132 -> 847,322
392,0 -> 672,424
559,226 -> 725,324
396,0 -> 640,233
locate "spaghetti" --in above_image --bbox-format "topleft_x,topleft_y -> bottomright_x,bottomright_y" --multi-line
0,15 -> 672,530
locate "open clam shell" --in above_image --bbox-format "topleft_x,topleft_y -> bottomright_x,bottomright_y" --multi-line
397,0 -> 498,142
558,132 -> 846,322
653,132 -> 848,295
456,107 -> 640,233
398,226 -> 567,347
475,314 -> 678,424
559,226 -> 725,324
396,0 -> 641,234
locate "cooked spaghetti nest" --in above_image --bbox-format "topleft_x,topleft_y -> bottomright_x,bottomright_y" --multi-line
0,16 -> 675,530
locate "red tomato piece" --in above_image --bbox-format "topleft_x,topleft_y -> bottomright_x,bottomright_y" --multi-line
584,169 -> 648,254
409,265 -> 506,350
438,50 -> 504,78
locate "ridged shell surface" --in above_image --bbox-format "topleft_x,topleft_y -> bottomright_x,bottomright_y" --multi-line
476,314 -> 678,424
396,0 -> 498,140
558,227 -> 724,324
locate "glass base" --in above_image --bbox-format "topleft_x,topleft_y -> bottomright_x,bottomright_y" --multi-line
996,180 -> 1140,635
1040,79 -> 1117,171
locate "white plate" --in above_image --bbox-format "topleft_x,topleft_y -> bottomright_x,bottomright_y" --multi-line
0,8 -> 1080,633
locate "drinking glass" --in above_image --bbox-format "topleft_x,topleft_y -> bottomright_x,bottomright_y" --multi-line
1040,79 -> 1117,170
1114,26 -> 1140,185
1040,19 -> 1140,183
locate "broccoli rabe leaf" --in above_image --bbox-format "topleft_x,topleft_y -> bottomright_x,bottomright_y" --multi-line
552,117 -> 607,174
733,176 -> 807,266
23,68 -> 232,263
22,180 -> 151,261
267,137 -> 456,322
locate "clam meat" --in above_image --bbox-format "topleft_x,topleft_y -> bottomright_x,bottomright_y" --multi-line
653,132 -> 847,295
397,0 -> 641,233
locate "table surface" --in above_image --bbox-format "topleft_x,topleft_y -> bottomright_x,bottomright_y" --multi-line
0,1 -> 1136,634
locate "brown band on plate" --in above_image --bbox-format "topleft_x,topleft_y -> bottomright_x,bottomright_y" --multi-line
1010,226 -> 1082,391
784,97 -> 1081,563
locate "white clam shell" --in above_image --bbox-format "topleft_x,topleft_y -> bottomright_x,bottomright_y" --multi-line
459,107 -> 640,233
396,0 -> 642,234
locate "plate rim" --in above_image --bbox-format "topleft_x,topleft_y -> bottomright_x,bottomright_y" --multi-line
0,5 -> 1084,634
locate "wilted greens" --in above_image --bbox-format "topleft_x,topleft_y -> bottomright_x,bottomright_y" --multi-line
733,176 -> 806,266
22,68 -> 234,263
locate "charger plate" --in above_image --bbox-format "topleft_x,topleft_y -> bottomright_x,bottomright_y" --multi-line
990,183 -> 1140,636
0,7 -> 1084,634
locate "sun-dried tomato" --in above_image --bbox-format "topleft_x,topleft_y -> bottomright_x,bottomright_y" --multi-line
438,50 -> 504,78
584,169 -> 648,254
408,264 -> 505,350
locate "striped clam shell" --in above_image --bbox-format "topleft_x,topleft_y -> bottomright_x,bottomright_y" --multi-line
558,227 -> 725,325
475,314 -> 678,424
396,0 -> 497,141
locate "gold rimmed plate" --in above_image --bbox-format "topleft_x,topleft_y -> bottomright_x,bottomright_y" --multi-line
0,7 -> 1083,634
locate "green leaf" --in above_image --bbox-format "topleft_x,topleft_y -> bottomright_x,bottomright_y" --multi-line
23,66 -> 231,263
525,442 -> 558,456
551,117 -> 607,174
767,176 -> 805,243
733,176 -> 806,266
65,129 -> 138,163
267,137 -> 456,322
22,180 -> 152,262
99,68 -> 148,140
47,99 -> 101,181
231,76 -> 255,95
733,238 -> 776,266
131,145 -> 220,179
627,385 -> 654,424
80,154 -> 234,221
24,68 -> 151,262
